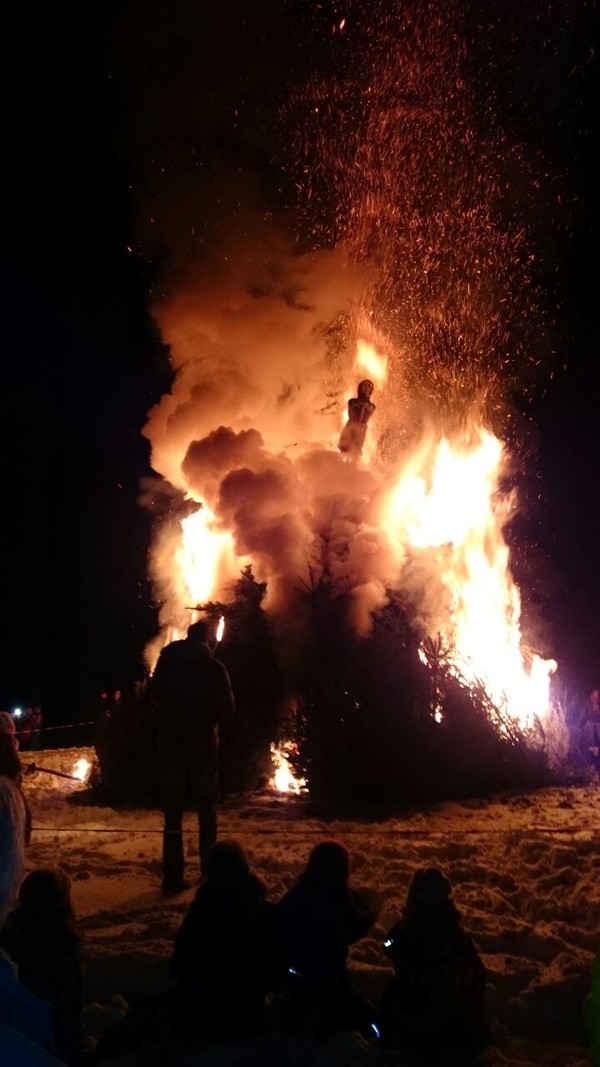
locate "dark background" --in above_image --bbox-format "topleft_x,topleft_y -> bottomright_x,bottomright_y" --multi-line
2,0 -> 598,726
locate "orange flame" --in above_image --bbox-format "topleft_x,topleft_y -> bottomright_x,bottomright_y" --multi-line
178,506 -> 234,607
269,741 -> 306,794
355,338 -> 388,387
72,758 -> 91,782
148,360 -> 555,744
382,426 -> 556,728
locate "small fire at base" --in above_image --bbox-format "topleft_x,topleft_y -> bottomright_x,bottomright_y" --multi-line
270,741 -> 306,795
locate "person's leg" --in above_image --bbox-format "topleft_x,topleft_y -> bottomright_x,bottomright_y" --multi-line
198,802 -> 217,873
194,763 -> 219,874
162,804 -> 185,888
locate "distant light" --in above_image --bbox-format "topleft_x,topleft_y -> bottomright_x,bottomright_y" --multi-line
216,615 -> 225,643
371,1022 -> 381,1039
13,707 -> 22,718
384,938 -> 393,948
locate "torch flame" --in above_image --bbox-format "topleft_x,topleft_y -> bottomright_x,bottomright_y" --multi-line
72,759 -> 91,782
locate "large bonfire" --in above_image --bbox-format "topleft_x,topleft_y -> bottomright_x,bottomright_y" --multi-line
140,3 -> 559,793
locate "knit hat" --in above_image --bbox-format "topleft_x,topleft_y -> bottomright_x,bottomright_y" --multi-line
205,839 -> 250,881
407,866 -> 452,908
305,840 -> 350,888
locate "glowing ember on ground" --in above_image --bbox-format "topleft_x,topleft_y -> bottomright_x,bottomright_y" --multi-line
270,742 -> 306,794
72,758 -> 91,782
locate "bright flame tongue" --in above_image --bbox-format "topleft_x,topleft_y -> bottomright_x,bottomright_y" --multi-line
72,759 -> 91,782
384,426 -> 556,728
355,338 -> 388,387
179,507 -> 233,607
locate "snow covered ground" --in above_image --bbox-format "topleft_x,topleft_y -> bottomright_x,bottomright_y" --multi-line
19,747 -> 598,1066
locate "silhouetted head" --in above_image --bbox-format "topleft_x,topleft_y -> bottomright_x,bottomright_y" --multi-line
358,379 -> 374,401
305,840 -> 350,889
204,839 -> 250,882
0,712 -> 16,736
405,866 -> 457,922
187,620 -> 210,646
18,868 -> 74,922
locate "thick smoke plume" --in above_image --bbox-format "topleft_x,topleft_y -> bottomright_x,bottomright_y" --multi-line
143,241 -> 417,648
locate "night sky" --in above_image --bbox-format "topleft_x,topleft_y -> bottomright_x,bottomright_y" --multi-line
2,1 -> 599,724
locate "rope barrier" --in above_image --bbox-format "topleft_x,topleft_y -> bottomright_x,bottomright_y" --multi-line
20,720 -> 96,734
29,824 -> 600,836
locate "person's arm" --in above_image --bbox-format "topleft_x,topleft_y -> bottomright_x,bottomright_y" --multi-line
171,900 -> 203,983
0,1025 -> 65,1066
346,889 -> 375,943
150,647 -> 173,709
0,735 -> 22,781
213,662 -> 235,723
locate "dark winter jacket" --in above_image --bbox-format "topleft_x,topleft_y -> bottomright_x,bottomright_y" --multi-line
171,871 -> 280,1039
151,639 -> 234,799
0,949 -> 56,1056
277,871 -> 374,1002
382,906 -> 486,1051
0,912 -> 83,1063
0,731 -> 22,782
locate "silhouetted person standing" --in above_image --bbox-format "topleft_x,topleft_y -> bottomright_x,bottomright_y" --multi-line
151,621 -> 235,894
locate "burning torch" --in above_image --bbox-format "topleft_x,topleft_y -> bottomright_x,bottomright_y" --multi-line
24,759 -> 92,783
